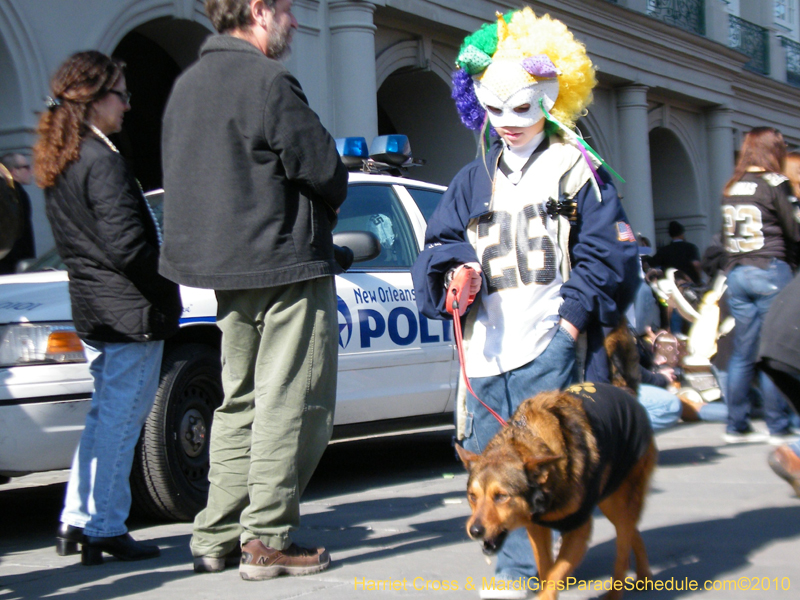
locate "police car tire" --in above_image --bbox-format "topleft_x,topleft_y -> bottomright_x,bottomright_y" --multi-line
130,343 -> 223,521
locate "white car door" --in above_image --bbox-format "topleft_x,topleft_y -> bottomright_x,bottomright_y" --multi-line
333,183 -> 456,425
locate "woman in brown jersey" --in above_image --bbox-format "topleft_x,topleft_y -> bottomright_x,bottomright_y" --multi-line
720,128 -> 799,445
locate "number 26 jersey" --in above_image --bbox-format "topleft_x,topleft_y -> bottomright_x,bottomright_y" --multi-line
464,153 -> 565,377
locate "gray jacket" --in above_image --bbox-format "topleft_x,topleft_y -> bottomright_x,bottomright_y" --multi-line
160,35 -> 348,290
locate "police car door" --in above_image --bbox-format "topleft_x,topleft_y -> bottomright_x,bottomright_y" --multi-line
333,183 -> 455,426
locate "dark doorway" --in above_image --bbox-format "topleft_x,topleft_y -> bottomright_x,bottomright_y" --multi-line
112,31 -> 181,192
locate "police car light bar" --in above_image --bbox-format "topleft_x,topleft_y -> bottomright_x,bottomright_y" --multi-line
335,137 -> 369,169
367,134 -> 425,170
369,135 -> 412,167
337,134 -> 425,173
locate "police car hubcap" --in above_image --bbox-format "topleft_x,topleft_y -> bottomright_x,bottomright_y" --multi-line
180,408 -> 207,458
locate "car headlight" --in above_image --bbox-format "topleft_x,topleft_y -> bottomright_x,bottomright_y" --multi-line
0,323 -> 86,367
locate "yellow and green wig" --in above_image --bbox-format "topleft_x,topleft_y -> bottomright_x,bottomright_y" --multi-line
452,8 -> 621,182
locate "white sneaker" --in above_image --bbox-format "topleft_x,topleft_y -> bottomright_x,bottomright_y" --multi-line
722,430 -> 769,444
479,577 -> 529,600
768,431 -> 800,446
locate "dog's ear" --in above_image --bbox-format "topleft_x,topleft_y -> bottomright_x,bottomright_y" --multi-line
523,454 -> 562,475
455,444 -> 480,470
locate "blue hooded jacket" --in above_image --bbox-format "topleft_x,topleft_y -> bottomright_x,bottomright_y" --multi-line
411,137 -> 640,381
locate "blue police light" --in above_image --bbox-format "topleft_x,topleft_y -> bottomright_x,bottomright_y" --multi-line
335,137 -> 369,169
370,135 -> 412,167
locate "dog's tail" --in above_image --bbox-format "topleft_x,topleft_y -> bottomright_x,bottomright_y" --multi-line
604,316 -> 640,396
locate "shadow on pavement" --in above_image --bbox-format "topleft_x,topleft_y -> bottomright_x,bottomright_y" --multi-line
656,445 -> 726,467
574,505 -> 800,599
0,533 -> 194,600
305,429 -> 460,500
297,491 -> 469,569
0,429 -> 464,598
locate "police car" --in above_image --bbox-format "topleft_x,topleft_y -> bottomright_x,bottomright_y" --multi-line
0,135 -> 455,520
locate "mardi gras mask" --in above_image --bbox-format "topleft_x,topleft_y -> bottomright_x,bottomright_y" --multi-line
473,56 -> 559,129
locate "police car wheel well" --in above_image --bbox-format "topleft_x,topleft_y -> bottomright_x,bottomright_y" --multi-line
167,324 -> 221,351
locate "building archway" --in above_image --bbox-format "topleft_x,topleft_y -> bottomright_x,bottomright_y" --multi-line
111,18 -> 211,191
377,69 -> 477,186
0,35 -> 24,142
0,1 -> 48,146
576,113 -> 613,166
648,126 -> 703,248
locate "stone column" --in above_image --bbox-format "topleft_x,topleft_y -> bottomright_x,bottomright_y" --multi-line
706,107 -> 735,237
704,0 -> 732,46
616,84 -> 656,243
329,1 -> 378,141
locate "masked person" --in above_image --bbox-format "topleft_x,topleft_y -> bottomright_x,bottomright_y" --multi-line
411,8 -> 639,599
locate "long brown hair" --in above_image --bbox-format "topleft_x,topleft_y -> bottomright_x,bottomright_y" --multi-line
724,127 -> 787,194
785,151 -> 800,197
33,51 -> 125,188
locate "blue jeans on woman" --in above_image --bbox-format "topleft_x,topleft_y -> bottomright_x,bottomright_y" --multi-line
725,260 -> 793,435
61,340 -> 164,537
462,325 -> 578,581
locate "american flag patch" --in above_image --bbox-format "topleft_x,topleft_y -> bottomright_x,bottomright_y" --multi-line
616,221 -> 636,242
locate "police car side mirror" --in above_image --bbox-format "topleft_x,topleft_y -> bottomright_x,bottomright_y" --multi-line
333,231 -> 381,264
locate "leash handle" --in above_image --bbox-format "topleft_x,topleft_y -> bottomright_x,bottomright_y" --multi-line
448,268 -> 507,428
445,266 -> 477,317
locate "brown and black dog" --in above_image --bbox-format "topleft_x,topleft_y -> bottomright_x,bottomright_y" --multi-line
456,382 -> 657,600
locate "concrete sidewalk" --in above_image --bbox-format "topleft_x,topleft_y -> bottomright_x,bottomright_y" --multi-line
2,422 -> 800,599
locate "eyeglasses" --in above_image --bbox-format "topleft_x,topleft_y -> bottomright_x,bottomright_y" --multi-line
109,89 -> 132,104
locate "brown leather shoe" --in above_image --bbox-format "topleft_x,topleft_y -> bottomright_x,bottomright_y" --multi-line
768,445 -> 800,497
239,540 -> 330,580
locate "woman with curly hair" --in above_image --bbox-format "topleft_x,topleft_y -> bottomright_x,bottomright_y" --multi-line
34,51 -> 181,565
721,128 -> 799,445
411,8 -> 640,598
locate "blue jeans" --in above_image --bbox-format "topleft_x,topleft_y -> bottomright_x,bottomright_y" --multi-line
462,326 -> 578,579
699,401 -> 728,422
61,340 -> 164,537
725,260 -> 793,435
638,384 -> 681,431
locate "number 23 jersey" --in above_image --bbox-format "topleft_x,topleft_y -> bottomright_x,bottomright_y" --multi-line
722,171 -> 799,273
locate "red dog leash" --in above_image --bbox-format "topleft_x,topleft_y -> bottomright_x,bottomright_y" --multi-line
446,266 -> 508,428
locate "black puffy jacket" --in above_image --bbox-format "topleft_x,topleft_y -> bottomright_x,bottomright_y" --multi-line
44,135 -> 181,343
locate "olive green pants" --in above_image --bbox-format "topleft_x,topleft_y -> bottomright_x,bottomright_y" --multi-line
190,277 -> 337,556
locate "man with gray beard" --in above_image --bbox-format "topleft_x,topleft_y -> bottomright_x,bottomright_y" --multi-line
160,0 -> 347,580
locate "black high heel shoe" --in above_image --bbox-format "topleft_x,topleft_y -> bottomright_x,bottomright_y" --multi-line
81,533 -> 160,566
56,523 -> 85,556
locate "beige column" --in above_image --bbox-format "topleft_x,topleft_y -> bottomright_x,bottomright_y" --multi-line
706,107 -> 735,237
329,1 -> 378,141
616,84 -> 656,243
